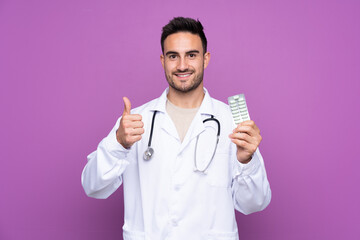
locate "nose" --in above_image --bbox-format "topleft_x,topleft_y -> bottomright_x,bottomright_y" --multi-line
177,57 -> 188,71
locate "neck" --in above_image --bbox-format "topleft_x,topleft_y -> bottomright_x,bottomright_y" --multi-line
167,84 -> 205,109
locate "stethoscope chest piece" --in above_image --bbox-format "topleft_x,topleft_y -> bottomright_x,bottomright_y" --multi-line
144,147 -> 154,161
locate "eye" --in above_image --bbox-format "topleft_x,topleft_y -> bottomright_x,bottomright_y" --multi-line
168,55 -> 178,60
188,53 -> 197,59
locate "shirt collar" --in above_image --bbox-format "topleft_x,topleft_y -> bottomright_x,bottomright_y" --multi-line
151,87 -> 216,116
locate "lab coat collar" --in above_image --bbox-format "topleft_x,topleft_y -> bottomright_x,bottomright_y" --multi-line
151,87 -> 216,117
150,87 -> 217,150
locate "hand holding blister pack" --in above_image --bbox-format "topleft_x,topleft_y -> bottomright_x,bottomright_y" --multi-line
228,94 -> 257,163
228,94 -> 250,125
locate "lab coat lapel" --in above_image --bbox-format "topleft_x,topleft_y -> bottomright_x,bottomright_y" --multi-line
179,89 -> 215,153
151,88 -> 180,141
159,113 -> 179,141
179,112 -> 205,153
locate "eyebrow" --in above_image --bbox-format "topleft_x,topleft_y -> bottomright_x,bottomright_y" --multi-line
186,50 -> 200,54
165,50 -> 200,56
165,51 -> 178,56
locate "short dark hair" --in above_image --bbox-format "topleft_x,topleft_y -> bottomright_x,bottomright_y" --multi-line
161,17 -> 207,54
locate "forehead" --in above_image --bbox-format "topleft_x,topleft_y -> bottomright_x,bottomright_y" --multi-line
163,32 -> 203,54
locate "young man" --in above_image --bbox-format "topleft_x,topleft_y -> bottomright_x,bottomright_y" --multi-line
82,17 -> 271,240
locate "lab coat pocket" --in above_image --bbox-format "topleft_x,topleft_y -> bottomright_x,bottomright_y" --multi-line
123,229 -> 145,240
204,230 -> 239,240
205,152 -> 231,188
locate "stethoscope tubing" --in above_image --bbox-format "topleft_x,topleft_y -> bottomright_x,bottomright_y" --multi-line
144,111 -> 221,171
194,115 -> 220,173
143,110 -> 158,161
148,110 -> 158,147
203,115 -> 220,136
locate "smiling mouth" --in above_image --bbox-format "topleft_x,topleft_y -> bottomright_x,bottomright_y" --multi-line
174,72 -> 192,78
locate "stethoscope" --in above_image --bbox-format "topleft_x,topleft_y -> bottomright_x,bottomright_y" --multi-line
143,110 -> 221,173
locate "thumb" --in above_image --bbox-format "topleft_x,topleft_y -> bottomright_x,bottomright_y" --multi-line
122,96 -> 131,115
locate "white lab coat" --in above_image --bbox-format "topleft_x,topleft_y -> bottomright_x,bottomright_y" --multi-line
82,88 -> 271,240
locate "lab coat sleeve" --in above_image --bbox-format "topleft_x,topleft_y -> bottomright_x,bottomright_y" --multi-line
231,146 -> 272,215
81,117 -> 131,199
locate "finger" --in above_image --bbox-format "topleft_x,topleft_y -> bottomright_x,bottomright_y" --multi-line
123,96 -> 131,116
127,120 -> 144,129
122,114 -> 143,121
240,120 -> 260,133
229,132 -> 256,145
234,120 -> 260,134
122,120 -> 143,131
123,134 -> 142,146
231,138 -> 251,149
129,127 -> 145,136
240,120 -> 254,126
233,125 -> 256,136
129,135 -> 142,143
231,138 -> 257,153
230,129 -> 262,147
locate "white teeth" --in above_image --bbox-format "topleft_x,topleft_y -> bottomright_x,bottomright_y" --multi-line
177,74 -> 191,77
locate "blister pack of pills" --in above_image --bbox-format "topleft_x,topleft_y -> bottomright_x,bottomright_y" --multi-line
228,94 -> 250,125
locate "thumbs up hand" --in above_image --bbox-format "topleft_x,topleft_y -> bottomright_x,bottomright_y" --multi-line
116,97 -> 145,149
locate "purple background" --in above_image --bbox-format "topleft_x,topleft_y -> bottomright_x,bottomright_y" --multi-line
1,0 -> 359,239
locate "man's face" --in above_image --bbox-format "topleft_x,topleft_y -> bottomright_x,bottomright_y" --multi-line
160,32 -> 210,93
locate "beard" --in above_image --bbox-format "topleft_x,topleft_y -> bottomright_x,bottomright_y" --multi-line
165,69 -> 204,93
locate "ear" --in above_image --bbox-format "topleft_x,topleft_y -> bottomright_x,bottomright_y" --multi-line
160,54 -> 165,69
203,52 -> 211,69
